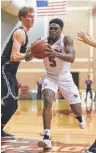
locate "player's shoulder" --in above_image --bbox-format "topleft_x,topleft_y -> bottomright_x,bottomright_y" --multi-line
64,35 -> 73,45
13,28 -> 25,37
64,35 -> 73,41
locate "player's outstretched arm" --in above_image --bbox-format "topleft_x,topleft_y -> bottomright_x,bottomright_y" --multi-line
77,31 -> 96,48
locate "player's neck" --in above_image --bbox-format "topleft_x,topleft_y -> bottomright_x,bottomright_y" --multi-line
20,24 -> 30,32
48,36 -> 60,45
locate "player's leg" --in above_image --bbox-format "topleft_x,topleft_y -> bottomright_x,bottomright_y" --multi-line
39,86 -> 42,99
38,75 -> 58,150
89,89 -> 93,100
70,103 -> 86,129
37,88 -> 39,99
85,140 -> 96,153
38,89 -> 55,149
85,89 -> 89,110
1,74 -> 18,138
94,92 -> 96,101
59,73 -> 86,129
94,92 -> 96,110
60,87 -> 86,129
89,89 -> 93,110
85,89 -> 88,102
42,89 -> 55,130
38,86 -> 40,99
1,97 -> 18,139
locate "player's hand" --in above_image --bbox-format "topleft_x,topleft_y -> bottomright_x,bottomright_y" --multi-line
25,47 -> 33,62
45,45 -> 56,57
77,31 -> 92,44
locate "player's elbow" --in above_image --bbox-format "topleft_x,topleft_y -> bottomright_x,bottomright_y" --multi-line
10,52 -> 21,62
70,56 -> 75,63
70,58 -> 75,63
10,55 -> 17,62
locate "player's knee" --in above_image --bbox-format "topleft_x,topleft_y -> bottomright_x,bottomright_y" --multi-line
14,100 -> 18,112
44,101 -> 52,109
44,96 -> 52,109
11,99 -> 18,113
44,94 -> 53,102
15,103 -> 18,111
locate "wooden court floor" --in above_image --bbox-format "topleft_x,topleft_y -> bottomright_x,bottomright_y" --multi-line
1,100 -> 96,153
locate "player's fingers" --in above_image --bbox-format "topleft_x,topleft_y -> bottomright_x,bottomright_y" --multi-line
45,50 -> 51,53
45,47 -> 52,52
45,52 -> 52,56
77,32 -> 83,36
45,49 -> 53,53
87,33 -> 90,36
78,38 -> 83,41
27,47 -> 31,52
47,44 -> 52,49
79,31 -> 86,36
77,33 -> 84,39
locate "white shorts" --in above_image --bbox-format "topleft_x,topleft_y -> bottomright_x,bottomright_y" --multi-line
42,72 -> 81,105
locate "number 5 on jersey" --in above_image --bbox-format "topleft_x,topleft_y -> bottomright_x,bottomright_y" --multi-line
48,56 -> 56,67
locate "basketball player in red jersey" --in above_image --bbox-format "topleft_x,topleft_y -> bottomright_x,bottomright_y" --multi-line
1,6 -> 34,140
38,18 -> 86,150
78,31 -> 96,153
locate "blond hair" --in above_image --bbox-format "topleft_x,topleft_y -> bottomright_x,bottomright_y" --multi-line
18,6 -> 34,21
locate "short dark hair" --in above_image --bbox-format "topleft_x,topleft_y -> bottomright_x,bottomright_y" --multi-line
18,6 -> 34,21
49,18 -> 64,29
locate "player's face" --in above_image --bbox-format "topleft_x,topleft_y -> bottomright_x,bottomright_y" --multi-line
49,23 -> 62,39
22,8 -> 35,29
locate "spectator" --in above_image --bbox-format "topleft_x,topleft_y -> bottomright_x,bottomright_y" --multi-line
85,75 -> 93,102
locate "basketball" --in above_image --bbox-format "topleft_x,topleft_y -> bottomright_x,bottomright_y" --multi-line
30,39 -> 48,59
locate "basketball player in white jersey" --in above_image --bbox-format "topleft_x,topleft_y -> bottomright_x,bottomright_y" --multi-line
38,18 -> 86,150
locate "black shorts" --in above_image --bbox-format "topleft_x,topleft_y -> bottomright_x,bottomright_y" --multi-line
1,71 -> 18,100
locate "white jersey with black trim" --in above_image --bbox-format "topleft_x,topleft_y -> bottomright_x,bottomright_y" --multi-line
42,34 -> 71,76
